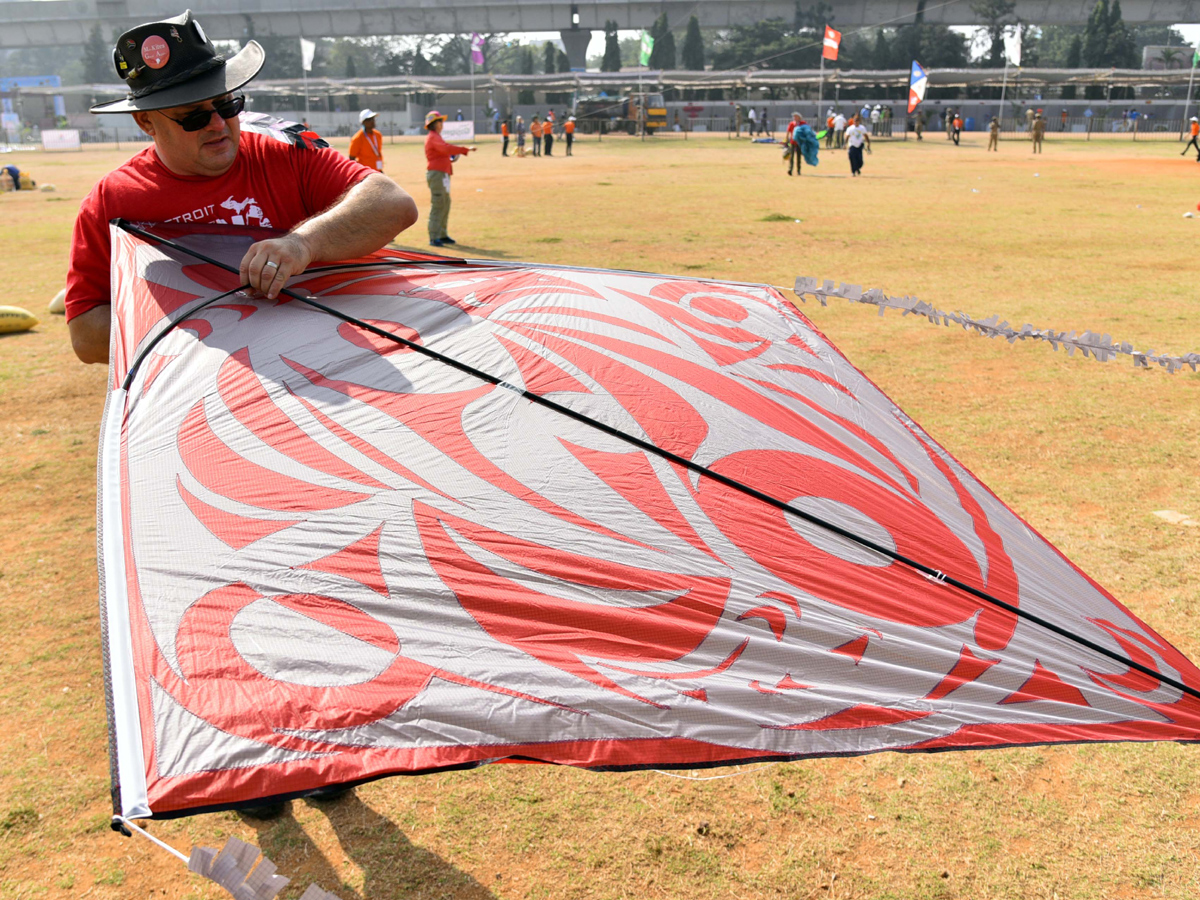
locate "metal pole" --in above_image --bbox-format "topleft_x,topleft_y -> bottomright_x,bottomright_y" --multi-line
1182,53 -> 1197,140
817,55 -> 824,120
470,56 -> 476,140
998,60 -> 1008,127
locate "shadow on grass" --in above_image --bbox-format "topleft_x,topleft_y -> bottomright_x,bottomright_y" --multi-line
246,794 -> 497,900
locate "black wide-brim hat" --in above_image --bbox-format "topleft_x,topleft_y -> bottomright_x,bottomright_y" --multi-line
91,9 -> 264,114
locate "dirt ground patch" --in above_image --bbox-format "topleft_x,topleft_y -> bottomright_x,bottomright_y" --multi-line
0,131 -> 1197,899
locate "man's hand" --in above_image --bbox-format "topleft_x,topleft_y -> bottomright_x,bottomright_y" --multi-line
239,233 -> 314,300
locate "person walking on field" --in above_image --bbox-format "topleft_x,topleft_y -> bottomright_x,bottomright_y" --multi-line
987,116 -> 1000,151
515,115 -> 527,157
825,110 -> 835,148
424,110 -> 473,247
501,118 -> 510,156
1182,117 -> 1200,160
915,111 -> 925,140
952,112 -> 963,146
543,112 -> 554,156
348,108 -> 384,173
1031,112 -> 1046,153
946,109 -> 955,140
530,116 -> 542,157
833,110 -> 847,149
564,116 -> 575,155
845,114 -> 870,176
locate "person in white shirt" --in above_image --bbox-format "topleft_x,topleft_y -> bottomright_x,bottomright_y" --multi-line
844,114 -> 871,176
833,112 -> 847,148
747,106 -> 757,138
870,104 -> 882,135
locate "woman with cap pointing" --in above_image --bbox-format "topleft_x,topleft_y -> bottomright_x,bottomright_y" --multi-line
424,110 -> 473,247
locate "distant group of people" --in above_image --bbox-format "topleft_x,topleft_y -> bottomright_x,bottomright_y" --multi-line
501,110 -> 576,158
783,111 -> 871,177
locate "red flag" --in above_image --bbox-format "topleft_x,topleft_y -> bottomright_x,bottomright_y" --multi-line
823,26 -> 841,61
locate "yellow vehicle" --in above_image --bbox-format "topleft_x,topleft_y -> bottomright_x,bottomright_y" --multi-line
574,92 -> 667,134
634,92 -> 668,134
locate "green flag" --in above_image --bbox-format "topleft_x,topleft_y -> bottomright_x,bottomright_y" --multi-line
640,31 -> 654,66
1193,48 -> 1199,67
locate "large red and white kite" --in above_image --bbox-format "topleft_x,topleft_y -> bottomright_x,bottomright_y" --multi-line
98,222 -> 1200,820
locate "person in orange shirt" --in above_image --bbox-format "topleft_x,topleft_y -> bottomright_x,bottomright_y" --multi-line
501,118 -> 510,156
952,112 -> 963,146
564,116 -> 576,156
544,109 -> 555,155
348,108 -> 384,172
530,116 -> 543,157
424,110 -> 473,247
1182,116 -> 1200,160
825,111 -> 835,148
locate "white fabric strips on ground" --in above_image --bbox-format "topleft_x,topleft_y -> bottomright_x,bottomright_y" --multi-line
793,276 -> 1200,374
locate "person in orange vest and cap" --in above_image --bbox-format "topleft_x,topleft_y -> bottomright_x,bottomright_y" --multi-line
424,110 -> 473,247
1183,116 -> 1200,160
564,116 -> 576,156
348,108 -> 384,172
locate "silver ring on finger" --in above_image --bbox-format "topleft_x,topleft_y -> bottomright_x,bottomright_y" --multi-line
263,260 -> 280,270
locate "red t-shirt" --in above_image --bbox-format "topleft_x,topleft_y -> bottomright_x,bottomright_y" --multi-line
66,130 -> 372,320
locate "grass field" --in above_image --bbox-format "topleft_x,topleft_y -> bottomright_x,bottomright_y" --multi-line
0,130 -> 1198,900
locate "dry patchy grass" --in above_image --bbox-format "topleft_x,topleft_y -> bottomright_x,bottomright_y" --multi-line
0,132 -> 1197,899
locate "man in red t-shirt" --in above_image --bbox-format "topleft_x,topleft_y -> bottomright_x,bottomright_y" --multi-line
66,10 -> 418,364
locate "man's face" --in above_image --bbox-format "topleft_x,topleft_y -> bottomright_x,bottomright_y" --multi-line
133,94 -> 240,178
363,117 -> 376,132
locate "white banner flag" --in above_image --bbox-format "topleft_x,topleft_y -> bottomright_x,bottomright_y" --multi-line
1003,27 -> 1021,67
300,37 -> 316,72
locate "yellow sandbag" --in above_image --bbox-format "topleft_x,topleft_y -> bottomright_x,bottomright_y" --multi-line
0,306 -> 39,333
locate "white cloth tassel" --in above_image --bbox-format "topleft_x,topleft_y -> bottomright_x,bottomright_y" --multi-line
793,276 -> 1200,374
188,836 -> 293,900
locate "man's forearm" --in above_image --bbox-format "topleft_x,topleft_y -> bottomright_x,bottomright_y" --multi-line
68,304 -> 111,365
294,173 -> 418,263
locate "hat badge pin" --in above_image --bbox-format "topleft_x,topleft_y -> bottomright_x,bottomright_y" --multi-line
141,35 -> 171,70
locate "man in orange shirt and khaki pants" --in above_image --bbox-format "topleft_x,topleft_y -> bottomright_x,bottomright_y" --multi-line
564,116 -> 576,156
348,108 -> 384,172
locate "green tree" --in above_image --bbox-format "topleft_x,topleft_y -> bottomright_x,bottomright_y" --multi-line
682,16 -> 705,70
1062,35 -> 1081,97
872,29 -> 891,68
518,45 -> 535,104
345,55 -> 357,78
648,14 -> 676,69
1082,0 -> 1110,66
710,19 -> 819,70
83,24 -> 111,83
543,41 -> 557,75
557,49 -> 572,73
601,21 -> 622,71
1105,0 -> 1136,67
971,0 -> 1016,67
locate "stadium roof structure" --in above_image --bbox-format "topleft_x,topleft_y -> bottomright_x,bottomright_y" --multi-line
13,68 -> 1197,99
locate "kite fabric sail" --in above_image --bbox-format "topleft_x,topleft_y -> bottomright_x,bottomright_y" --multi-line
98,222 -> 1200,820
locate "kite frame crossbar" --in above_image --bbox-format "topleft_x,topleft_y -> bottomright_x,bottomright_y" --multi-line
112,219 -> 1200,706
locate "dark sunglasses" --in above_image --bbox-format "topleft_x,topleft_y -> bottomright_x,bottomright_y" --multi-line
167,95 -> 245,132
